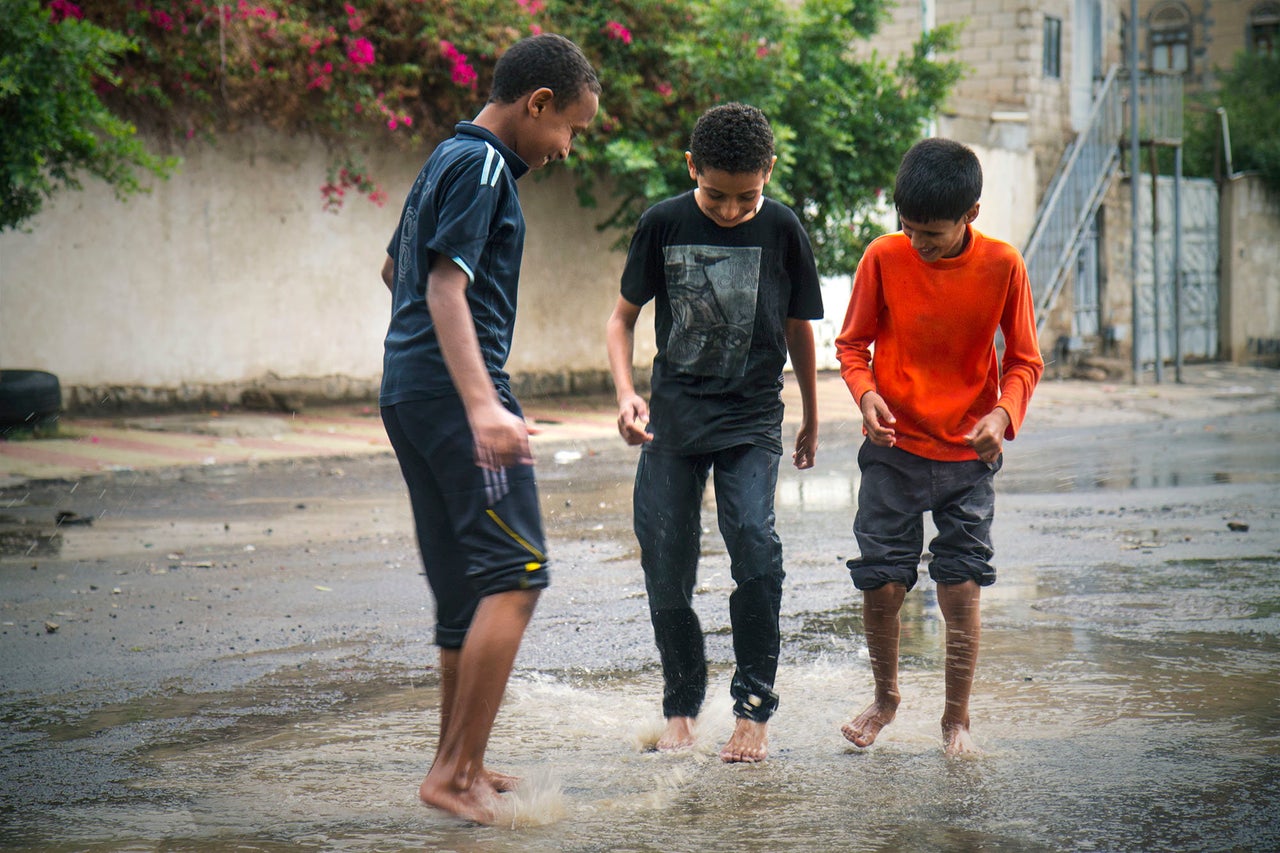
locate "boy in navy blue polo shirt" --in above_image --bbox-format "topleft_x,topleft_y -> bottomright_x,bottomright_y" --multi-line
379,33 -> 599,825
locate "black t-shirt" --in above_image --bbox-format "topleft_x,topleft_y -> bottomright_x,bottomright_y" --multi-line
620,191 -> 823,454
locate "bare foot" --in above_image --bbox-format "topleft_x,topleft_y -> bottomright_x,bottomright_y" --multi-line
943,722 -> 980,756
484,768 -> 521,792
720,717 -> 768,763
656,716 -> 697,752
419,771 -> 500,825
841,698 -> 898,748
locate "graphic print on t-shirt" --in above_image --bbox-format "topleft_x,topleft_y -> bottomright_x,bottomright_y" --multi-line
396,202 -> 418,290
662,244 -> 760,378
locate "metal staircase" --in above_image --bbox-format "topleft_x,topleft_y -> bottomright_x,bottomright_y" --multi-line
1022,65 -> 1124,332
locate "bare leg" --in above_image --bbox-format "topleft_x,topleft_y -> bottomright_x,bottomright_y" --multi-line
841,583 -> 905,748
936,580 -> 981,756
419,588 -> 540,823
720,718 -> 768,763
656,716 -> 697,751
436,647 -> 521,793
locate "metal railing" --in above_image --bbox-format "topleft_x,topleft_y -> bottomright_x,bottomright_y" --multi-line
1023,68 -> 1185,332
1133,71 -> 1184,145
1023,65 -> 1124,331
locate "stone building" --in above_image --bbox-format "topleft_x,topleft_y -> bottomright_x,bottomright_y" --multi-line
858,0 -> 1279,375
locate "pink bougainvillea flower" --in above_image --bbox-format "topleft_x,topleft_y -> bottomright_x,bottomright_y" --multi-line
603,21 -> 632,44
439,41 -> 477,89
756,44 -> 769,58
529,23 -> 542,35
151,10 -> 174,30
344,3 -> 363,31
656,82 -> 673,97
48,0 -> 84,22
348,37 -> 375,67
451,62 -> 477,88
439,40 -> 463,63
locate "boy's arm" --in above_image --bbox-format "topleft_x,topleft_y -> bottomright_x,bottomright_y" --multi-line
994,260 -> 1046,438
835,254 -> 896,445
381,255 -> 394,292
427,255 -> 532,470
606,296 -> 652,445
965,259 -> 1045,462
784,318 -> 818,469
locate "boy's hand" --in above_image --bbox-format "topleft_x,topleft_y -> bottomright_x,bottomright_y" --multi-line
616,394 -> 653,445
470,402 -> 534,470
860,391 -> 897,447
792,420 -> 817,469
964,407 -> 1010,463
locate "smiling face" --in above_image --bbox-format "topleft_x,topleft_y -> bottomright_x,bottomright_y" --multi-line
898,204 -> 979,262
516,86 -> 599,170
685,153 -> 775,229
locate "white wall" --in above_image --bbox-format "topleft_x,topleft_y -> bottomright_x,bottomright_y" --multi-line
0,128 -> 634,407
0,124 -> 1039,409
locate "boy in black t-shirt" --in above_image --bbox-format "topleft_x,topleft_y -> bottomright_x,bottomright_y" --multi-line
606,103 -> 823,763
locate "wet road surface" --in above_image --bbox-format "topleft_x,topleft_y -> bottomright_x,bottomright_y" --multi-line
2,376 -> 1278,851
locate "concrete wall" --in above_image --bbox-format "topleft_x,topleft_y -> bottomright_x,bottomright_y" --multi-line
1220,173 -> 1280,366
0,128 -> 636,412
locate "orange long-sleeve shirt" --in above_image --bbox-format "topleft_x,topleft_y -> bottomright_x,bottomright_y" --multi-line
835,227 -> 1044,462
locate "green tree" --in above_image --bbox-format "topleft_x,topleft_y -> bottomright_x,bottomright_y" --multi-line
554,0 -> 961,271
13,0 -> 960,273
1182,50 -> 1280,194
0,0 -> 175,232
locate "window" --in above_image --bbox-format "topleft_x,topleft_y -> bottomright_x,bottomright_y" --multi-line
1249,2 -> 1280,56
1148,1 -> 1192,73
1044,15 -> 1062,78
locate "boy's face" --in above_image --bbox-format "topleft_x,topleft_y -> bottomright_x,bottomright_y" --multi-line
685,153 -> 776,228
517,87 -> 599,170
898,204 -> 979,262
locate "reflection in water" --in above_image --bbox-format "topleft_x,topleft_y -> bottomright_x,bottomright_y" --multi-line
4,554 -> 1277,851
777,473 -> 856,511
1001,415 -> 1280,493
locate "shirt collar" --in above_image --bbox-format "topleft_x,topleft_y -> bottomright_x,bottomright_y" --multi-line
455,121 -> 530,180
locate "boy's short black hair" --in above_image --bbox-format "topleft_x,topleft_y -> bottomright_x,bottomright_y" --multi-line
490,34 -> 601,107
688,103 -> 775,175
893,138 -> 983,223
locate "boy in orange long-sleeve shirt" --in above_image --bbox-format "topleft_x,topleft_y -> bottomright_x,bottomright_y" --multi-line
835,138 -> 1043,755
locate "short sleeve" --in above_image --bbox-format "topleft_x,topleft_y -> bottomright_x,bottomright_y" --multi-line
784,211 -> 823,321
620,209 -> 663,307
422,145 -> 508,283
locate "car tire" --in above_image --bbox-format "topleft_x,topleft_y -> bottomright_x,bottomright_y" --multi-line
0,369 -> 63,428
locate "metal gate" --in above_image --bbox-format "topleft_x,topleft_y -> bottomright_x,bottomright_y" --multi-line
1136,174 -> 1219,363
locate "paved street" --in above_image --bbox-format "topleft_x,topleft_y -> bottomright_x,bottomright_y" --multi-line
1,363 -> 1278,850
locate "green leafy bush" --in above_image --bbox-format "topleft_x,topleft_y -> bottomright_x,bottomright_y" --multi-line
0,0 -> 176,232
11,0 -> 960,273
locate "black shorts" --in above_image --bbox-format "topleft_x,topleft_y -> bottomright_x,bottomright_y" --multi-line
382,394 -> 549,648
847,441 -> 1000,591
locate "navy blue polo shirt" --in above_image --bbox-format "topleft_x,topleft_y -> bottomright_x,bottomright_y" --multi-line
381,122 -> 530,405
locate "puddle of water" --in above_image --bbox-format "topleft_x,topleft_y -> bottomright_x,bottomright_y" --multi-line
1000,415 -> 1280,493
5,552 -> 1278,851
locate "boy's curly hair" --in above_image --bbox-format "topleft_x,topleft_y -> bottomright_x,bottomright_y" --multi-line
490,34 -> 601,107
893,138 -> 983,223
688,103 -> 775,175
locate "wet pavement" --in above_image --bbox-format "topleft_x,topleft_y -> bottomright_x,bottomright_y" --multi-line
1,365 -> 1279,851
